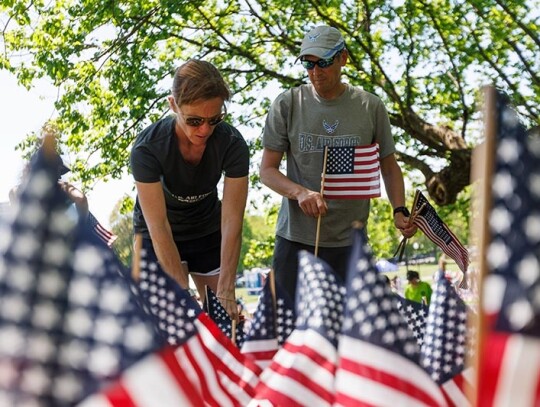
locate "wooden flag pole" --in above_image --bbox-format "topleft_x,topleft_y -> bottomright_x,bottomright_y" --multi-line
315,146 -> 330,257
469,86 -> 498,406
269,268 -> 278,337
132,233 -> 142,282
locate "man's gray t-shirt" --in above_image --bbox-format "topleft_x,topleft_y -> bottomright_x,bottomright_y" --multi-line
263,84 -> 396,247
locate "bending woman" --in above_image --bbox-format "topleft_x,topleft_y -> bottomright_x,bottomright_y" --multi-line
130,59 -> 249,321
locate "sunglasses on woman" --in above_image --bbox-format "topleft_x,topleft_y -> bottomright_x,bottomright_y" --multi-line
180,108 -> 227,127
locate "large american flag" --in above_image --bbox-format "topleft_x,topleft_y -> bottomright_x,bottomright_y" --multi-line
250,251 -> 345,406
136,240 -> 262,406
412,190 -> 470,273
334,228 -> 446,406
0,147 -> 173,406
477,90 -> 540,406
421,271 -> 475,406
241,278 -> 296,369
322,144 -> 381,199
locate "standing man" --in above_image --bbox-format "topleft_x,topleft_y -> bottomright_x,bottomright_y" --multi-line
260,25 -> 416,303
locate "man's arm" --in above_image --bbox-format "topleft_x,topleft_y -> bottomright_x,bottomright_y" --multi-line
259,147 -> 327,217
380,153 -> 417,238
135,181 -> 189,288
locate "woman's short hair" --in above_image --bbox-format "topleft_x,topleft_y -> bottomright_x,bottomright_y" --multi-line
171,59 -> 230,106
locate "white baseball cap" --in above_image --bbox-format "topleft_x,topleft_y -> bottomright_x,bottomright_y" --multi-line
297,26 -> 345,61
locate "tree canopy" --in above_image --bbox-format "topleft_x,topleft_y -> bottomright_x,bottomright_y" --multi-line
1,0 -> 539,205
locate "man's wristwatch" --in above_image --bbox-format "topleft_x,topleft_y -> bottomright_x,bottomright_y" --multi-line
393,206 -> 411,217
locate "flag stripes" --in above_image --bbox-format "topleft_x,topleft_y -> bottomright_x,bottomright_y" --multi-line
335,339 -> 447,406
323,144 -> 381,199
82,348 -> 204,406
412,191 -> 469,272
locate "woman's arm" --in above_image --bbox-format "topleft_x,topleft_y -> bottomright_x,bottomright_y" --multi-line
217,175 -> 248,319
135,181 -> 189,288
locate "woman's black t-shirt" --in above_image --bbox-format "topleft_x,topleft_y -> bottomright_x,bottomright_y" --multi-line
130,116 -> 249,241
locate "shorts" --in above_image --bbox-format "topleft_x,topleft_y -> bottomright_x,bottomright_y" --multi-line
142,230 -> 221,276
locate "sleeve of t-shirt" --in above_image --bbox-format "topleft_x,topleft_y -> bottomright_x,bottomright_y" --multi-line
130,144 -> 162,183
373,98 -> 396,159
223,127 -> 250,178
262,90 -> 292,152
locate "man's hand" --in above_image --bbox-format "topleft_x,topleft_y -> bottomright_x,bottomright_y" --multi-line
297,189 -> 328,218
394,212 -> 417,238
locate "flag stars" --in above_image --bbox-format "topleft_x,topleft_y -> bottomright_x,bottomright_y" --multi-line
487,240 -> 511,270
489,207 -> 512,234
492,171 -> 515,199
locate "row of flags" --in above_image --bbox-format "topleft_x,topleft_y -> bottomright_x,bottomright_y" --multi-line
0,87 -> 538,405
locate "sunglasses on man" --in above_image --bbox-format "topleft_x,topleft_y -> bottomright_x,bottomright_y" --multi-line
301,51 -> 342,70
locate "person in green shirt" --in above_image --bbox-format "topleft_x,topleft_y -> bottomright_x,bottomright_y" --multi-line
404,270 -> 433,305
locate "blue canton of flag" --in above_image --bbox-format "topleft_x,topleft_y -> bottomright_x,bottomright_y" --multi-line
421,271 -> 475,406
251,252 -> 345,407
241,277 -> 296,369
477,90 -> 540,406
275,280 -> 296,346
0,147 -> 166,406
397,295 -> 429,347
334,228 -> 446,406
205,286 -> 246,348
485,92 -> 540,337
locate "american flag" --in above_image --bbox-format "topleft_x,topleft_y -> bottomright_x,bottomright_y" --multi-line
322,144 -> 381,199
241,278 -> 296,369
421,271 -> 475,407
412,190 -> 470,273
477,90 -> 540,406
396,295 -> 429,347
87,211 -> 117,247
136,240 -> 262,405
250,251 -> 345,406
205,285 -> 246,348
0,147 -> 174,406
334,228 -> 446,406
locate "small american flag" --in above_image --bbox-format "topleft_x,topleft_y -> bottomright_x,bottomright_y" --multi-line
396,295 -> 429,347
477,89 -> 540,406
412,190 -> 470,273
136,240 -> 262,405
322,143 -> 381,199
421,271 -> 475,406
87,211 -> 117,247
334,228 -> 446,406
251,252 -> 345,406
241,278 -> 296,369
205,285 -> 246,348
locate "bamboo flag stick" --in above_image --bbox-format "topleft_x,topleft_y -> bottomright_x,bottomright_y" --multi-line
315,146 -> 330,257
132,233 -> 142,282
269,268 -> 278,336
469,86 -> 497,406
231,319 -> 237,347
